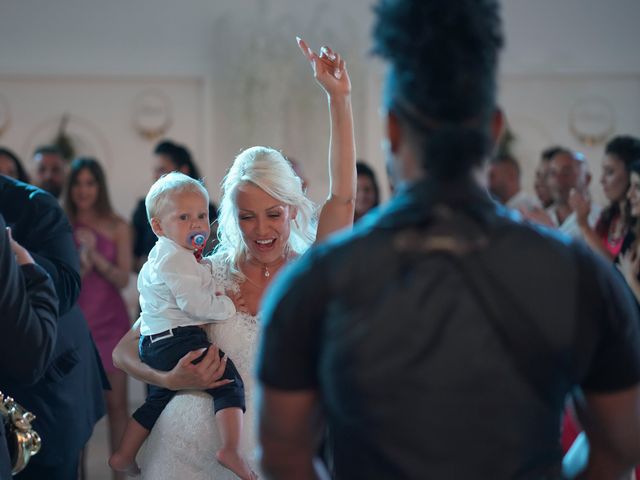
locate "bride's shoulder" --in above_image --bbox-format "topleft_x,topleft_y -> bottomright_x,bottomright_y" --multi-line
205,251 -> 225,269
205,252 -> 239,291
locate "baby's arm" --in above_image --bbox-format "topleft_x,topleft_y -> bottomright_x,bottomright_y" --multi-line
167,274 -> 235,321
225,289 -> 249,314
161,255 -> 236,321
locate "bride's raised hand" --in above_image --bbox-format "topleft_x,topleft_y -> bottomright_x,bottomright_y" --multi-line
297,36 -> 351,97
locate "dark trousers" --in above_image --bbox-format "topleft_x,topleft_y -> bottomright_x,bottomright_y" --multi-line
132,326 -> 245,431
14,454 -> 79,480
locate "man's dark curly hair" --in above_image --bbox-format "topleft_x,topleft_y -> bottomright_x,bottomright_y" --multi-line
372,0 -> 504,180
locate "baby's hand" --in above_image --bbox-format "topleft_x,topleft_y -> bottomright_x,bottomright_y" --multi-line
225,290 -> 249,314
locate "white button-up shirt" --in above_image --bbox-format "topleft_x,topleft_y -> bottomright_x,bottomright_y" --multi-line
138,236 -> 236,336
506,190 -> 541,212
547,203 -> 601,239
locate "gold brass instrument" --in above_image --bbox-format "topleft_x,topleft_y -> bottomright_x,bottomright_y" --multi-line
0,391 -> 41,475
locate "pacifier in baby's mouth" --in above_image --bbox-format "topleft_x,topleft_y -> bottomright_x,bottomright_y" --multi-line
188,231 -> 209,261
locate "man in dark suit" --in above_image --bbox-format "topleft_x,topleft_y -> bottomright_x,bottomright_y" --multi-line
0,211 -> 59,478
0,175 -> 106,479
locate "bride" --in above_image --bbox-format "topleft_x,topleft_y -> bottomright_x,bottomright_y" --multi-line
112,37 -> 355,479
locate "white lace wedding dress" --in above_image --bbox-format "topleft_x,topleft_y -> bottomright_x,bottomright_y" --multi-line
139,255 -> 261,479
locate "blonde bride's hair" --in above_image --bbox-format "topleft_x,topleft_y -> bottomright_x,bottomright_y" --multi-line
214,146 -> 316,281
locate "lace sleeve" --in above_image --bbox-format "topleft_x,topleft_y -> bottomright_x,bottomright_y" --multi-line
207,253 -> 240,295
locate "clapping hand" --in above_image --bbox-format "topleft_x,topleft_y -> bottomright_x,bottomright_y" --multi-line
6,227 -> 34,265
569,188 -> 591,226
619,249 -> 640,283
75,227 -> 97,272
75,227 -> 97,251
297,37 -> 351,97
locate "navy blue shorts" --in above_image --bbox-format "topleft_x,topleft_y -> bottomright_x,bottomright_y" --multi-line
132,326 -> 245,431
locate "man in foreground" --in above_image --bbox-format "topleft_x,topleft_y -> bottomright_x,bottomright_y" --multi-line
256,1 -> 640,479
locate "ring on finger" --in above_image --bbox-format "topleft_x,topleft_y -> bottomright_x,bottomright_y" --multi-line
321,46 -> 337,62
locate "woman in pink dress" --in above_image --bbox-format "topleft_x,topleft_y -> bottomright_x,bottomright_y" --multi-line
64,157 -> 132,480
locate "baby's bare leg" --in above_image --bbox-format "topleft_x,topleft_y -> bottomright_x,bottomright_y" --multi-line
215,407 -> 257,480
109,419 -> 149,476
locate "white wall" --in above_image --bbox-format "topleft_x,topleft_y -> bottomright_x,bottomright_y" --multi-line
0,0 -> 638,211
500,74 -> 640,205
0,75 -> 206,217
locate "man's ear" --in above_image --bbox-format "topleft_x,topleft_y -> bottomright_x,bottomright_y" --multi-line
179,165 -> 190,175
585,172 -> 592,187
490,108 -> 505,148
385,109 -> 403,155
150,217 -> 163,237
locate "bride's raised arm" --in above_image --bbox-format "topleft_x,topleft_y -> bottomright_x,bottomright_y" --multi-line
297,37 -> 356,243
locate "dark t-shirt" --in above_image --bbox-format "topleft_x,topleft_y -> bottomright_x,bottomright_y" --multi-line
258,179 -> 640,479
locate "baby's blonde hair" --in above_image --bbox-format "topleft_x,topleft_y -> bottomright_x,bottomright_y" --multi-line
145,172 -> 209,222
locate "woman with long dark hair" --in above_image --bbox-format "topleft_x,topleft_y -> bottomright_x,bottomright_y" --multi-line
354,160 -> 381,222
131,141 -> 216,272
573,135 -> 640,260
64,157 -> 132,480
0,147 -> 30,183
619,160 -> 640,298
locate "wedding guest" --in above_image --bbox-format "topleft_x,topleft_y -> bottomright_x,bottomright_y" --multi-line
256,1 -> 640,478
131,141 -> 217,272
355,161 -> 381,222
572,135 -> 640,260
546,148 -> 600,238
0,217 -> 58,477
535,146 -> 561,209
488,154 -> 540,211
31,145 -> 67,199
0,147 -> 30,183
1,175 -> 106,480
63,158 -> 132,480
618,160 -> 640,300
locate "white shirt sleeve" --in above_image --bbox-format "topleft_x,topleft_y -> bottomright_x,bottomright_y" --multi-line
158,250 -> 236,321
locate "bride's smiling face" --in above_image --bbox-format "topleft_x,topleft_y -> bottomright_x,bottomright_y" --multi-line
234,182 -> 295,264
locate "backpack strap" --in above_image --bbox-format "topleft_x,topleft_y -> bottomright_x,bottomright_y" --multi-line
456,250 -> 567,408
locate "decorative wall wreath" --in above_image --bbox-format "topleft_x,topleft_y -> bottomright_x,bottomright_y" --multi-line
568,96 -> 615,147
132,90 -> 173,141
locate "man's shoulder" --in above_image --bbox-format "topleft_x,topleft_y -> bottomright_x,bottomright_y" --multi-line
498,212 -> 574,248
0,176 -> 59,210
0,177 -> 68,242
306,216 -> 390,267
